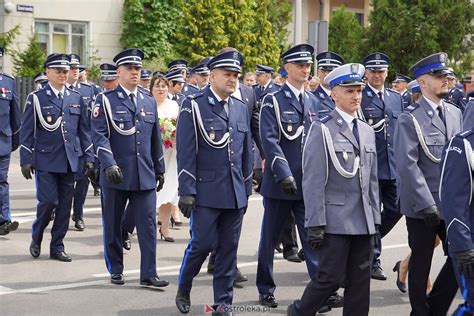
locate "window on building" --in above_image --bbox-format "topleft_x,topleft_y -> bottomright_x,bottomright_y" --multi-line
35,21 -> 88,64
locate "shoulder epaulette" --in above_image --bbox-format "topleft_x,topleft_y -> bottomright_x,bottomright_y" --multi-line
189,92 -> 203,99
405,102 -> 420,112
458,129 -> 474,139
318,115 -> 332,123
0,72 -> 15,80
138,86 -> 152,96
67,88 -> 81,96
387,88 -> 400,95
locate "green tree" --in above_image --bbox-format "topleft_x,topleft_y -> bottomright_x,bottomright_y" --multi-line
268,0 -> 292,52
175,0 -> 229,65
365,0 -> 474,78
121,0 -> 183,60
86,44 -> 101,82
0,25 -> 20,53
221,0 -> 258,71
12,33 -> 46,77
329,7 -> 363,63
248,0 -> 283,71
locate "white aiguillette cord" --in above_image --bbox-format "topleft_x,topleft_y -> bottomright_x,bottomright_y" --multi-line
321,123 -> 360,179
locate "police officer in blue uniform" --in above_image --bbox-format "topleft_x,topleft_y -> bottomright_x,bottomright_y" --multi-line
165,68 -> 186,105
392,73 -> 413,108
257,44 -> 332,310
360,52 -> 404,281
464,98 -> 474,129
445,68 -> 467,113
175,49 -> 253,315
33,72 -> 48,90
253,64 -> 279,103
192,57 -> 212,90
183,67 -> 200,97
440,128 -> 474,315
91,48 -> 168,287
100,63 -> 119,92
313,51 -> 344,118
394,52 -> 462,315
66,54 -> 97,231
0,47 -> 21,236
139,69 -> 152,92
20,53 -> 94,261
288,62 -> 380,316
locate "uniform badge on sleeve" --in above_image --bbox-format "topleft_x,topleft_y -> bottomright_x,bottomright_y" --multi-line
93,106 -> 101,118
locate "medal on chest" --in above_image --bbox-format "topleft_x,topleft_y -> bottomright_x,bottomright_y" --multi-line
343,150 -> 348,162
140,108 -> 146,116
287,124 -> 293,132
368,118 -> 373,125
46,116 -> 52,123
209,129 -> 216,140
119,123 -> 124,129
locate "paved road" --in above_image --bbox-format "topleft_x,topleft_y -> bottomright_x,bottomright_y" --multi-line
0,152 -> 462,315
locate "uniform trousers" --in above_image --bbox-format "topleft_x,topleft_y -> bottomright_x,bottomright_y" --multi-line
451,255 -> 474,315
406,217 -> 459,316
292,234 -> 374,316
32,170 -> 75,253
279,211 -> 299,257
72,156 -> 89,220
256,197 -> 318,295
373,179 -> 400,267
178,206 -> 244,306
0,154 -> 11,223
101,187 -> 156,279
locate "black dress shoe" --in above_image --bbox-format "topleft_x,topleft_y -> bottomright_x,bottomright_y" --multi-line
275,244 -> 283,253
371,266 -> 387,280
50,251 -> 72,262
0,220 -> 19,235
317,304 -> 332,314
74,218 -> 85,231
140,276 -> 169,288
393,260 -> 407,293
284,252 -> 302,263
207,262 -> 215,274
326,292 -> 343,308
122,230 -> 131,251
29,241 -> 41,258
111,273 -> 125,285
234,267 -> 248,283
259,293 -> 278,308
176,288 -> 191,314
297,249 -> 305,261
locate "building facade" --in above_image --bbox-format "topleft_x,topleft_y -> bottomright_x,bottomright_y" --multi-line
0,0 -> 124,74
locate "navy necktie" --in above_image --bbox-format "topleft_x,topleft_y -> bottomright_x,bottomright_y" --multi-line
130,93 -> 136,108
220,100 -> 229,115
437,105 -> 446,126
299,93 -> 305,108
352,118 -> 360,145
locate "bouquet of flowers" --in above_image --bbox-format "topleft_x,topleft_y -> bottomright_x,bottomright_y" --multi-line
159,118 -> 177,149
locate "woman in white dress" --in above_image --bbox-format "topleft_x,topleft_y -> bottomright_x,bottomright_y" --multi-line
151,75 -> 180,242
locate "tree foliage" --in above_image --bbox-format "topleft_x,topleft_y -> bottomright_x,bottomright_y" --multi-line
12,33 -> 46,77
329,7 -> 363,63
0,25 -> 20,53
365,0 -> 474,77
121,0 -> 183,60
248,0 -> 283,71
121,0 -> 292,71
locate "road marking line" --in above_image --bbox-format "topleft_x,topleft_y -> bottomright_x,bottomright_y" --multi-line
383,243 -> 408,249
